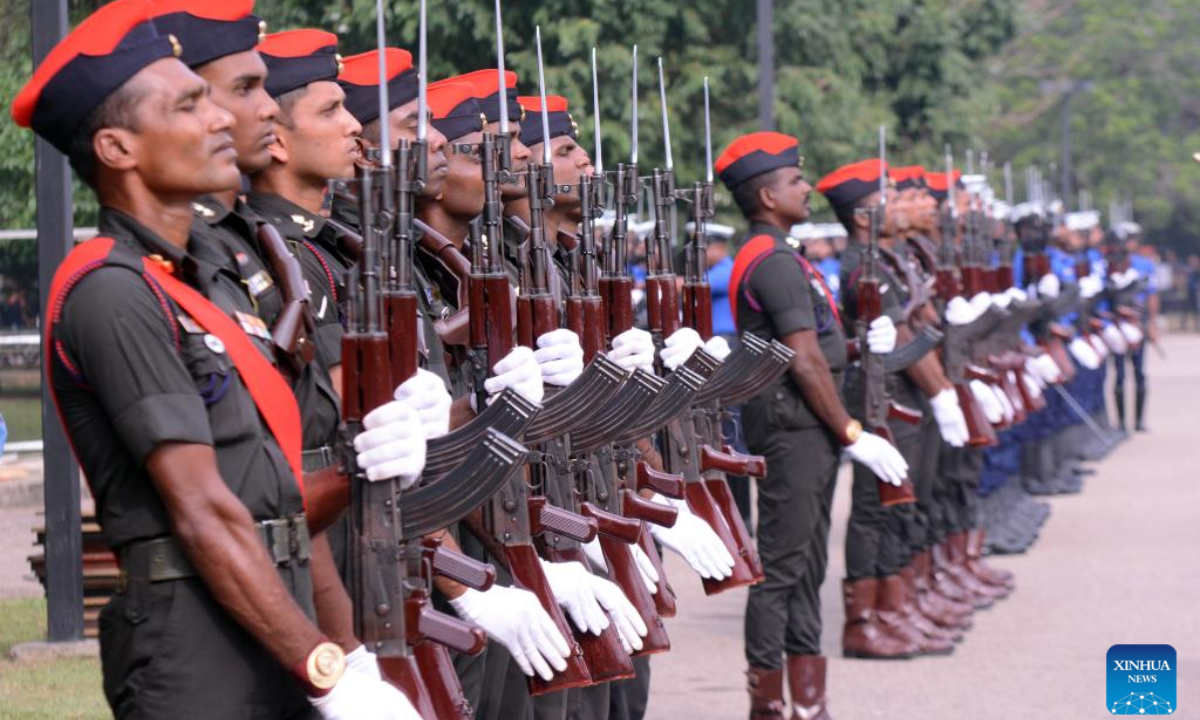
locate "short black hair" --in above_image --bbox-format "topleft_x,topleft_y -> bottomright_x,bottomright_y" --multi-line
274,85 -> 309,130
67,80 -> 146,189
833,197 -> 871,233
731,167 -> 784,218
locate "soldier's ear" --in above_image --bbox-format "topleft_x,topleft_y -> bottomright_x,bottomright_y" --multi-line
267,130 -> 289,165
757,183 -> 777,213
93,127 -> 139,173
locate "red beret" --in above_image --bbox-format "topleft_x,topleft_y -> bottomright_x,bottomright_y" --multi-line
338,48 -> 417,125
816,159 -> 889,213
12,0 -> 178,155
257,29 -> 340,97
924,170 -> 962,201
447,69 -> 521,124
428,79 -> 483,141
516,95 -> 576,147
714,132 -> 800,190
150,0 -> 264,69
890,165 -> 926,191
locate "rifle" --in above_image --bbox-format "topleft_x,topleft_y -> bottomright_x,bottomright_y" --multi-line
846,127 -> 918,506
256,223 -> 316,376
648,60 -> 763,591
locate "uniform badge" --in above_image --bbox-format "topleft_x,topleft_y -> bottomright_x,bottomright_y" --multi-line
235,311 -> 273,341
291,214 -> 316,235
177,314 -> 205,335
247,270 -> 274,297
204,333 -> 226,354
785,235 -> 802,249
316,294 -> 329,320
191,202 -> 216,219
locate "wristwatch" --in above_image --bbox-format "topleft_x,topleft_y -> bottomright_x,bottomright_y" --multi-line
840,419 -> 863,446
299,640 -> 346,696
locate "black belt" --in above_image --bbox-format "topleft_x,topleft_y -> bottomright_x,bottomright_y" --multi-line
118,515 -> 312,584
302,445 -> 336,472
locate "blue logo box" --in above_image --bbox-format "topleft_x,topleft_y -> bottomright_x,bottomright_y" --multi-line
1107,644 -> 1176,715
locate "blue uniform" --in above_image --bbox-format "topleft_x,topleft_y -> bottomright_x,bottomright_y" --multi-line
708,255 -> 736,337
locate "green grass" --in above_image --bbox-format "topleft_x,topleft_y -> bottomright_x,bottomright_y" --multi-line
0,598 -> 107,720
0,395 -> 42,443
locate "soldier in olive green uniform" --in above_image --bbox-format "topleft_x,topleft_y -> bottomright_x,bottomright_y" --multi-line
14,4 -> 423,718
717,132 -> 908,720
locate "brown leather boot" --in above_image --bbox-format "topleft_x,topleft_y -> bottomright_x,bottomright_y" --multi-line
747,666 -> 787,719
842,578 -> 919,659
899,565 -> 962,643
913,551 -> 973,630
965,529 -> 1016,590
947,532 -> 1010,601
932,540 -> 996,609
786,655 -> 834,720
877,575 -> 954,656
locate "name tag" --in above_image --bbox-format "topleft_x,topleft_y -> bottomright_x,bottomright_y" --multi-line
235,311 -> 272,341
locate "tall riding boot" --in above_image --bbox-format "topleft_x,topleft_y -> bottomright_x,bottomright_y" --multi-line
747,666 -> 787,720
842,578 -> 919,659
965,529 -> 1015,590
1135,386 -> 1148,432
932,539 -> 995,609
1114,390 -> 1127,433
948,531 -> 1010,601
786,655 -> 834,720
902,566 -> 964,643
912,551 -> 972,631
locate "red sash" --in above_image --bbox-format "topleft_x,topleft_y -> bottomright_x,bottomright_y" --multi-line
729,234 -> 841,331
45,237 -> 306,503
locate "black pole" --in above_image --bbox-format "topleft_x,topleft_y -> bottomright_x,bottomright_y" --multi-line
756,0 -> 775,131
32,0 -> 83,643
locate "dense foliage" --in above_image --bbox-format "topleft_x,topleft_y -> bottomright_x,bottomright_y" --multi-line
3,0 -> 1198,270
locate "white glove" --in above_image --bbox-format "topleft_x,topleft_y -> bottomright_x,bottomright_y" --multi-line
584,572 -> 647,653
1079,274 -> 1103,299
1118,321 -> 1144,346
866,316 -> 897,354
660,327 -> 703,371
345,645 -> 383,683
480,345 -> 544,406
354,400 -> 427,486
1087,333 -> 1110,360
1021,371 -> 1043,400
1101,324 -> 1128,354
449,585 -> 570,681
844,432 -> 909,487
535,328 -> 585,387
1036,273 -> 1061,299
929,387 -> 969,447
994,382 -> 1016,423
583,538 -> 659,596
944,296 -> 979,326
1112,267 -> 1139,290
970,292 -> 993,315
1033,353 -> 1063,385
539,559 -> 611,636
1068,337 -> 1101,369
704,335 -> 732,361
991,292 -> 1012,309
608,327 -> 655,373
393,369 -> 451,439
310,662 -> 421,720
648,494 -> 736,580
1006,287 -> 1028,303
969,379 -> 1003,424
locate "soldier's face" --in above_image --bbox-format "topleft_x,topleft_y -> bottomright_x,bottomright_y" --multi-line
197,50 -> 279,177
484,121 -> 531,200
885,187 -> 910,234
902,187 -> 937,233
438,130 -> 486,219
542,135 -> 592,215
103,59 -> 240,198
384,98 -> 450,199
272,81 -> 362,183
770,166 -> 812,224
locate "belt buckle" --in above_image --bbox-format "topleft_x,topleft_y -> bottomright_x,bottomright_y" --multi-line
266,520 -> 290,566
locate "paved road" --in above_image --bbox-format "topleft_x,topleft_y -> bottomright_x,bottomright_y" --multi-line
646,333 -> 1200,720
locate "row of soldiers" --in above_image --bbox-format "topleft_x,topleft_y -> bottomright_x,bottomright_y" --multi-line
12,0 -> 1155,719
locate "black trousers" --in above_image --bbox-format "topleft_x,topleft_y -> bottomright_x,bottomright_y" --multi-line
936,445 -> 984,535
100,571 -> 316,720
743,423 -> 840,666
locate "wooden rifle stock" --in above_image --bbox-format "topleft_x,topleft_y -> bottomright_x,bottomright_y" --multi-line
635,461 -> 685,499
954,382 -> 998,446
700,444 -> 766,478
580,502 -> 642,544
256,223 -> 315,373
422,536 -> 496,592
528,496 -> 599,543
620,490 -> 677,528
